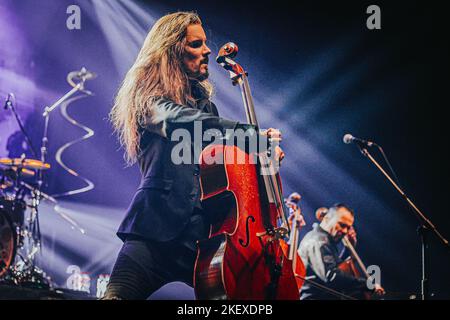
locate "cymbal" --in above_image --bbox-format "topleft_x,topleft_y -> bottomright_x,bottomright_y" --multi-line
12,167 -> 35,177
0,158 -> 50,171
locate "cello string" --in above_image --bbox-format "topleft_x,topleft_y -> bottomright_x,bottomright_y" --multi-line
342,236 -> 370,278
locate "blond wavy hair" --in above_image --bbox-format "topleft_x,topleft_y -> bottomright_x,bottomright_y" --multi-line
110,12 -> 213,165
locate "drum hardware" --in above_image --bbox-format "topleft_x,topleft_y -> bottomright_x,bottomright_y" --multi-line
1,69 -> 95,289
0,181 -> 48,286
1,171 -> 14,190
20,181 -> 57,204
0,97 -> 53,285
0,162 -> 59,288
0,207 -> 16,278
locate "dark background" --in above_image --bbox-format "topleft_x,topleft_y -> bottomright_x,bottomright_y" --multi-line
1,0 -> 449,298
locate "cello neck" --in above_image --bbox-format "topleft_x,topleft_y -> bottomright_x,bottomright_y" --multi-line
236,69 -> 289,224
239,74 -> 259,126
342,236 -> 370,279
288,212 -> 301,263
217,44 -> 290,231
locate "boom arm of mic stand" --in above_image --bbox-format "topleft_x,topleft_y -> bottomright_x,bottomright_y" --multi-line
43,81 -> 84,117
358,145 -> 449,300
358,146 -> 449,248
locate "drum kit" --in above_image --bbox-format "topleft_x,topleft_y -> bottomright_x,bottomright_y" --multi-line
0,156 -> 53,287
1,68 -> 96,292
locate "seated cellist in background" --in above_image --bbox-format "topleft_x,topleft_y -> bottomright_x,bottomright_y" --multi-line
314,206 -> 357,260
297,203 -> 385,299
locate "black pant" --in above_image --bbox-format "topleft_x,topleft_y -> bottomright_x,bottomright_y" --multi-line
104,211 -> 208,299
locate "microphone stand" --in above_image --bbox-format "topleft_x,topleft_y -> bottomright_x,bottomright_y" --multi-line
356,144 -> 449,300
4,94 -> 39,158
39,70 -> 91,190
38,74 -> 89,235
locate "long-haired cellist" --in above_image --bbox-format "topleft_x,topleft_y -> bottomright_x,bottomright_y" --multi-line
105,11 -> 283,299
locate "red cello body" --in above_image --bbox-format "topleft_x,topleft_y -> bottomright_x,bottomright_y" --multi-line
194,42 -> 300,300
279,239 -> 306,291
194,144 -> 299,299
282,195 -> 307,291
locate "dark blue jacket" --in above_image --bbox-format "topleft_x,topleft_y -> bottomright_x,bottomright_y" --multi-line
117,97 -> 256,242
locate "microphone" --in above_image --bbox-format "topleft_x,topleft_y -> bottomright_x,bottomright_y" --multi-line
79,67 -> 97,80
68,67 -> 97,82
343,133 -> 375,147
66,68 -> 97,94
4,93 -> 14,110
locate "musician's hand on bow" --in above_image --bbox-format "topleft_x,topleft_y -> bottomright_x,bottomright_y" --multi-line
274,146 -> 285,164
373,283 -> 385,296
260,128 -> 285,163
347,226 -> 357,247
261,128 -> 282,141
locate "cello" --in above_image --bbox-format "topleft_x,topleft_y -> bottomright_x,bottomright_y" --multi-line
316,207 -> 373,299
194,43 -> 299,300
339,235 -> 373,299
280,193 -> 307,291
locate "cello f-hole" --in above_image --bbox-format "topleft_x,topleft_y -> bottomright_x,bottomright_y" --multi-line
239,215 -> 255,247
